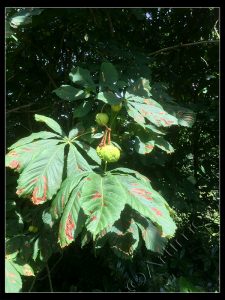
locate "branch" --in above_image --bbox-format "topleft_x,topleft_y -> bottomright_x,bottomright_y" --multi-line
42,67 -> 58,89
148,39 -> 219,57
6,103 -> 34,114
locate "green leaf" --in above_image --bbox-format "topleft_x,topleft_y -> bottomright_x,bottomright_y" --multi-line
6,21 -> 14,39
16,143 -> 65,203
116,173 -> 177,237
125,93 -> 178,128
99,62 -> 119,90
67,143 -> 92,177
8,131 -> 60,150
6,139 -> 61,173
179,276 -> 202,292
10,8 -> 44,28
134,213 -> 167,253
97,92 -> 121,105
68,123 -> 85,139
159,103 -> 196,128
58,183 -> 87,247
97,207 -> 140,259
51,172 -> 92,247
53,85 -> 86,101
125,102 -> 145,126
145,124 -> 166,135
69,66 -> 95,89
80,173 -> 127,239
111,167 -> 150,183
35,114 -> 64,136
13,262 -> 34,277
52,168 -> 176,255
154,136 -> 174,154
51,172 -> 91,220
73,101 -> 92,118
134,136 -> 155,154
5,259 -> 22,293
74,140 -> 101,165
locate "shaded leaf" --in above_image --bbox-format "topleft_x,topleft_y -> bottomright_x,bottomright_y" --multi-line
154,136 -> 174,154
134,136 -> 155,154
67,143 -> 92,177
73,101 -> 92,118
116,173 -> 176,237
99,62 -> 119,90
35,114 -> 64,136
69,66 -> 95,89
74,140 -> 101,165
127,77 -> 152,98
68,123 -> 85,139
53,85 -> 86,101
97,91 -> 121,105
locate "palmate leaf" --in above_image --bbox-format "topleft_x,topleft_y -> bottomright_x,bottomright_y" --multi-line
52,172 -> 127,246
52,168 -> 176,253
6,115 -> 100,206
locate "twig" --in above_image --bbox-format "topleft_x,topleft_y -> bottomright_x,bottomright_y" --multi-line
148,39 -> 219,57
37,254 -> 63,281
27,106 -> 51,113
28,275 -> 37,292
6,103 -> 34,114
43,68 -> 58,89
46,262 -> 53,292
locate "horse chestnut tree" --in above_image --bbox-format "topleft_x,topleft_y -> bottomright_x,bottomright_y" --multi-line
5,62 -> 196,292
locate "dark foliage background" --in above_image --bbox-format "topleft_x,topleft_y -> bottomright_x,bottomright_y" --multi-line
6,8 -> 219,292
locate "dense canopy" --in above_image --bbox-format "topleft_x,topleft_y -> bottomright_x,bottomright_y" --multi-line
6,8 -> 219,292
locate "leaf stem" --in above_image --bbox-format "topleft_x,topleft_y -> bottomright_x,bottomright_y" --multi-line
72,130 -> 93,141
101,103 -> 107,113
104,161 -> 108,173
